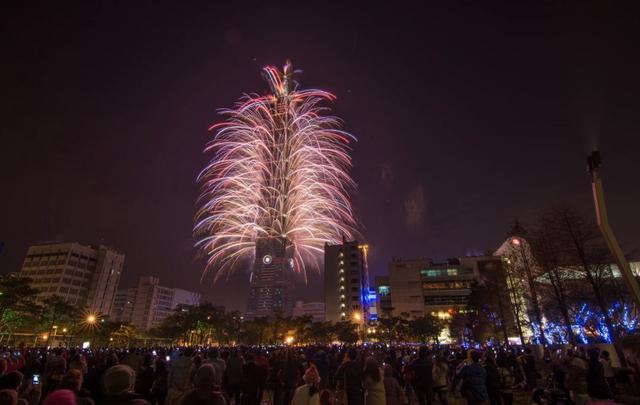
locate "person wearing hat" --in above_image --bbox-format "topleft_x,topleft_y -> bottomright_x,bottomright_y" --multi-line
291,365 -> 321,405
101,365 -> 150,405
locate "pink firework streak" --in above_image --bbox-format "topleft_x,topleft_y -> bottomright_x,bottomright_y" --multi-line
195,61 -> 358,281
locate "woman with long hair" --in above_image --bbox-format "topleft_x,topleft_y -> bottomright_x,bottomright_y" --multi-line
363,358 -> 385,405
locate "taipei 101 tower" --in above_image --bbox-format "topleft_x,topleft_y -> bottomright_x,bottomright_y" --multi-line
194,60 -> 358,320
245,237 -> 294,319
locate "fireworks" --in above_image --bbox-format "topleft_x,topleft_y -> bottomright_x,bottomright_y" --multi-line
195,61 -> 358,281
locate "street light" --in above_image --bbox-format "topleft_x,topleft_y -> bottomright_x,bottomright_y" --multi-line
86,315 -> 97,324
352,312 -> 363,342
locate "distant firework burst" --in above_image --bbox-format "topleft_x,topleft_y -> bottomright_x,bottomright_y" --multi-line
195,60 -> 358,281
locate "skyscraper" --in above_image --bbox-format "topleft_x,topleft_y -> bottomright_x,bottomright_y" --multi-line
324,240 -> 370,323
18,242 -> 124,315
245,237 -> 294,319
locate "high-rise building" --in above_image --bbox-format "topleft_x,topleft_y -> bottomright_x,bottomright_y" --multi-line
292,301 -> 325,322
245,237 -> 294,319
18,242 -> 123,314
323,240 -> 370,323
111,276 -> 200,330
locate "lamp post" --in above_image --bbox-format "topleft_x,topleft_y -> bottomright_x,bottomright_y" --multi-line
352,311 -> 364,342
587,151 -> 640,308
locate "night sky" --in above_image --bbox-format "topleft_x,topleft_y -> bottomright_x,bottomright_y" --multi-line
2,3 -> 639,310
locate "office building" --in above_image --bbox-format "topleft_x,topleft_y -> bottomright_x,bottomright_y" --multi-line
246,237 -> 294,319
324,240 -> 370,323
292,301 -> 325,322
382,256 -> 507,319
18,242 -> 124,315
111,276 -> 200,330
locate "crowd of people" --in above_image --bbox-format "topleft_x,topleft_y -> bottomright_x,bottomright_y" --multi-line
0,340 -> 637,405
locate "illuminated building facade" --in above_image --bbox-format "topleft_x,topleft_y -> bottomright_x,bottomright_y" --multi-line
375,276 -> 393,318
111,276 -> 200,330
18,242 -> 123,315
323,240 -> 370,323
245,237 -> 294,319
382,256 -> 508,320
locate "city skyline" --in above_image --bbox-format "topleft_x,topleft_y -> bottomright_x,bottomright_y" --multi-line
2,3 -> 640,311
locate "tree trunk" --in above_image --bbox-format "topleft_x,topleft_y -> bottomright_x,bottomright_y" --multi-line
518,246 -> 547,344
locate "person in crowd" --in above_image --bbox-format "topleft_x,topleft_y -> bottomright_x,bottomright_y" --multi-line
0,389 -> 18,405
149,358 -> 168,405
335,348 -> 363,405
312,350 -> 329,390
620,335 -> 640,381
586,348 -> 611,401
190,354 -> 203,389
496,355 -> 514,405
134,355 -> 154,401
101,364 -> 150,405
291,366 -> 321,405
0,360 -> 8,379
363,357 -> 385,405
43,354 -> 66,400
42,389 -> 77,405
0,371 -> 23,392
518,348 -> 537,390
179,363 -> 226,405
225,348 -> 244,405
319,389 -> 333,405
166,349 -> 192,405
432,354 -> 448,405
206,348 -> 226,388
122,351 -> 142,374
483,353 -> 500,405
279,349 -> 302,405
241,353 -> 261,405
566,349 -> 589,405
410,347 -> 434,405
57,369 -> 94,405
457,350 -> 488,405
383,364 -> 404,405
599,350 -> 615,394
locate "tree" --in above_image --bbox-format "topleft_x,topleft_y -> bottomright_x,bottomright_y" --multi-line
307,321 -> 335,344
37,296 -> 79,346
0,275 -> 40,336
502,221 -> 548,344
529,211 -> 577,344
377,316 -> 409,343
553,208 -> 618,342
407,315 -> 442,343
332,321 -> 358,343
